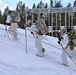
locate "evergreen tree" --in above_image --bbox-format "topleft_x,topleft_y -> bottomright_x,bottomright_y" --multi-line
16,1 -> 26,28
37,4 -> 40,8
16,1 -> 22,12
44,3 -> 48,8
0,10 -> 4,24
73,0 -> 76,25
50,0 -> 53,7
4,6 -> 9,15
67,2 -> 72,7
0,10 -> 2,23
37,1 -> 44,8
3,6 -> 9,24
39,1 -> 44,8
54,0 -> 63,7
74,0 -> 76,7
32,3 -> 36,8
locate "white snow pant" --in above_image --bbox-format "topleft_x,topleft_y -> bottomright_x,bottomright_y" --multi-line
61,46 -> 73,65
35,37 -> 44,57
8,23 -> 18,39
61,49 -> 68,65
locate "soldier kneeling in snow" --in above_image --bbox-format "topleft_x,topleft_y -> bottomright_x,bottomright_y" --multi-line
26,20 -> 45,57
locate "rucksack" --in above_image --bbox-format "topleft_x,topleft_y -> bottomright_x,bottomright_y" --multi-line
10,11 -> 21,22
67,29 -> 76,50
36,19 -> 48,35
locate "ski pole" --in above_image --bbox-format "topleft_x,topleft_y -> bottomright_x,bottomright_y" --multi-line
60,43 -> 76,65
25,28 -> 28,54
4,25 -> 10,39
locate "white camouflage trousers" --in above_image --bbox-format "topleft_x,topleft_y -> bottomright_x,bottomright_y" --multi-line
35,37 -> 44,57
61,46 -> 76,65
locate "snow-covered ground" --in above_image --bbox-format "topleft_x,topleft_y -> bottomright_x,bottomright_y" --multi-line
0,24 -> 76,75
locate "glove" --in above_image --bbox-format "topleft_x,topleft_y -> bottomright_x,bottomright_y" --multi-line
61,37 -> 64,39
58,41 -> 60,44
58,37 -> 63,41
31,32 -> 33,34
58,38 -> 61,41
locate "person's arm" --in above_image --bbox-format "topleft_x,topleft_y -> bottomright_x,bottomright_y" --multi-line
61,34 -> 69,48
26,26 -> 34,32
26,24 -> 38,33
58,36 -> 64,44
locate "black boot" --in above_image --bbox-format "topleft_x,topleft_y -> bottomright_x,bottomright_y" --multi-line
42,48 -> 45,53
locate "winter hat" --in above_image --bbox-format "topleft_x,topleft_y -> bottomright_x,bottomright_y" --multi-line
26,20 -> 32,25
60,29 -> 66,33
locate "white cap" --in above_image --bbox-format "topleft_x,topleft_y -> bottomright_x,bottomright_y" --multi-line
26,20 -> 32,25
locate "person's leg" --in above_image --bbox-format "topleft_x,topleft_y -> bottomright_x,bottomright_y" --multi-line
35,38 -> 44,57
61,50 -> 68,66
13,28 -> 17,40
13,34 -> 17,40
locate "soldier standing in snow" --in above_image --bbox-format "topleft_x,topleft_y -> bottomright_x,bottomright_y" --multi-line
58,28 -> 76,66
26,20 -> 45,57
58,29 -> 69,66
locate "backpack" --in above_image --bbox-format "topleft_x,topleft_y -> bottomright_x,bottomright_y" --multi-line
36,19 -> 48,35
67,29 -> 76,50
10,11 -> 21,22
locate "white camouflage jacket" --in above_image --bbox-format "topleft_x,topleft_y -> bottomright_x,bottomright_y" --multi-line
60,33 -> 69,48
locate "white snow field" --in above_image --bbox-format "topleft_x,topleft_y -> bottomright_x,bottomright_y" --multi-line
0,24 -> 76,75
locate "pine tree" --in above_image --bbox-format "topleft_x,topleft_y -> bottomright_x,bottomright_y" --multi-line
74,0 -> 76,6
0,10 -> 2,23
73,0 -> 76,25
54,0 -> 63,7
3,6 -> 9,24
37,1 -> 44,8
16,1 -> 26,28
50,0 -> 53,7
37,4 -> 40,8
44,3 -> 48,8
0,10 -> 4,24
32,3 -> 36,8
67,2 -> 72,7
